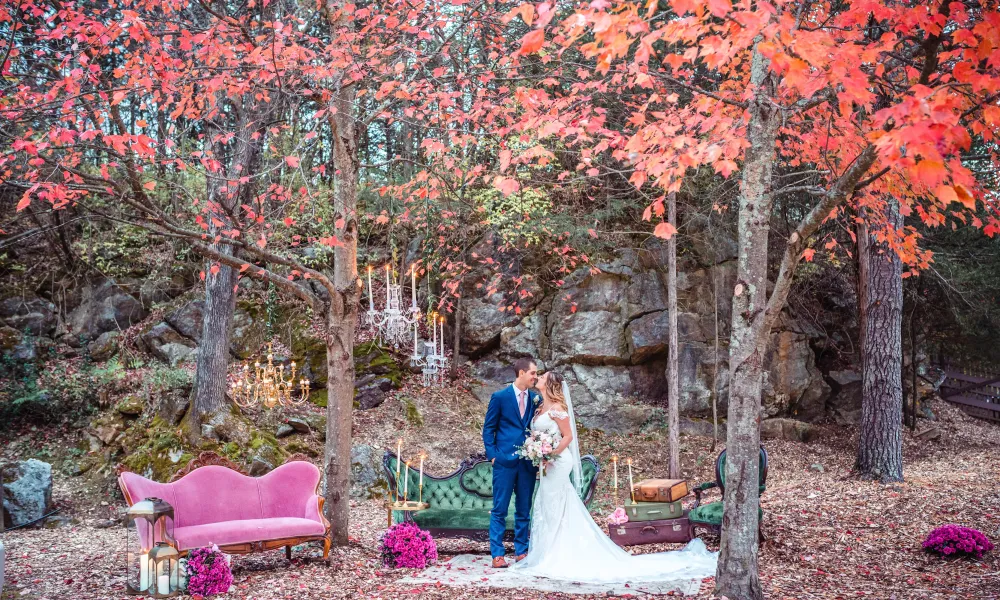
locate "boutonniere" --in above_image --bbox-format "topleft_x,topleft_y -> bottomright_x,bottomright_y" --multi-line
532,395 -> 540,406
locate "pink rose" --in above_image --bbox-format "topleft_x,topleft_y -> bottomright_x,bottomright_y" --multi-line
541,442 -> 552,454
607,507 -> 628,526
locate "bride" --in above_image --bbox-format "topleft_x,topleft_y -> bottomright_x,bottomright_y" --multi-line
511,370 -> 718,583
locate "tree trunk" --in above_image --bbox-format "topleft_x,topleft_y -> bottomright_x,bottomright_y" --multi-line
666,192 -> 680,479
715,40 -> 778,600
322,31 -> 361,546
856,199 -> 904,482
191,255 -> 239,419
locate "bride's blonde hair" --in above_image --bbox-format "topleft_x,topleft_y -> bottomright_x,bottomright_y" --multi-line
544,371 -> 568,410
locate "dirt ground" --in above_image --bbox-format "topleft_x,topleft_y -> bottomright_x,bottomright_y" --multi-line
2,384 -> 998,600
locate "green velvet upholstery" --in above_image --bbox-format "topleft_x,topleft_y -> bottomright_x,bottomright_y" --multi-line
690,445 -> 769,534
384,454 -> 600,534
688,501 -> 763,527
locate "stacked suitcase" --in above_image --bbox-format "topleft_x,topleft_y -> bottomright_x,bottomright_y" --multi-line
608,478 -> 694,546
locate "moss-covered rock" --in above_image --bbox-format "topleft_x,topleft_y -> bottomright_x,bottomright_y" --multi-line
285,440 -> 319,458
402,398 -> 423,426
308,389 -> 328,408
120,416 -> 193,481
116,395 -> 144,417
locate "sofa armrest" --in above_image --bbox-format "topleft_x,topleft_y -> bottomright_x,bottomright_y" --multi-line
305,494 -> 324,524
691,482 -> 718,509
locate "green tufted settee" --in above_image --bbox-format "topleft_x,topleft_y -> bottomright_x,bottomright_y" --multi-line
384,451 -> 601,541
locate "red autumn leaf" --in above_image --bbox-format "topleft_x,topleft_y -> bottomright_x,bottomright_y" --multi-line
802,248 -> 816,262
493,176 -> 520,196
143,181 -> 156,190
653,221 -> 677,240
285,156 -> 301,168
519,29 -> 545,55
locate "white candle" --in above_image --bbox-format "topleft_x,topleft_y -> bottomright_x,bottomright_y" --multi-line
413,320 -> 419,356
440,317 -> 445,356
395,439 -> 402,501
367,266 -> 373,311
139,554 -> 150,591
431,313 -> 437,353
627,457 -> 635,503
612,455 -> 619,492
419,454 -> 424,487
411,264 -> 417,307
403,461 -> 410,501
385,264 -> 391,305
158,574 -> 170,595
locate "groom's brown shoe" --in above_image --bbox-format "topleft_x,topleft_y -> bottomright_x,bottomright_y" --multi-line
515,553 -> 528,562
491,557 -> 508,568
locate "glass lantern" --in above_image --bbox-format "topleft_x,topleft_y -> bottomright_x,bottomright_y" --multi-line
125,498 -> 179,597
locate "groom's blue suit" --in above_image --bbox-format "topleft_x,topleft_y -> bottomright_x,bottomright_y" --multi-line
482,383 -> 539,558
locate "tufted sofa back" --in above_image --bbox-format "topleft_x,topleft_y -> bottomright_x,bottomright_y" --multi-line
385,455 -> 599,509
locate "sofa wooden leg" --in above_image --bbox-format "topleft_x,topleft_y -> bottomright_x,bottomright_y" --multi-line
323,537 -> 331,564
758,523 -> 766,545
286,545 -> 292,560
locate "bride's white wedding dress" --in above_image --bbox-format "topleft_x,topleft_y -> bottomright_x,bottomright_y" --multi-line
511,409 -> 718,584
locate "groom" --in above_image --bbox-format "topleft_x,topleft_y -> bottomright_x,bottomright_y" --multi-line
482,357 -> 539,568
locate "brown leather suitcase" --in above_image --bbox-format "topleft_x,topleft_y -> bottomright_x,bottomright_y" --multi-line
608,515 -> 692,546
631,479 -> 688,503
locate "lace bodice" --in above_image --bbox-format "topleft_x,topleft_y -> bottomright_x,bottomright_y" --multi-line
531,409 -> 568,436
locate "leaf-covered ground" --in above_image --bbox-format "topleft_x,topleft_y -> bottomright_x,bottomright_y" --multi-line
2,384 -> 998,600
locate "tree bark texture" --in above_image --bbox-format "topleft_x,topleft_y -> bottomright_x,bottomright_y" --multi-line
322,10 -> 361,544
192,99 -> 270,421
856,199 -> 904,482
666,192 -> 680,479
716,40 -> 778,600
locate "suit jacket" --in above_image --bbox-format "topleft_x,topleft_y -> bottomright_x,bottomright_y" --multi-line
482,384 -> 539,467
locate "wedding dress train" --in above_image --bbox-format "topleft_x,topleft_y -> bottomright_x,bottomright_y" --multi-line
510,410 -> 718,584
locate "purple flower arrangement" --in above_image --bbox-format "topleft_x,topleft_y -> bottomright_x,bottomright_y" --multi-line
922,525 -> 993,559
380,522 -> 438,569
185,545 -> 233,596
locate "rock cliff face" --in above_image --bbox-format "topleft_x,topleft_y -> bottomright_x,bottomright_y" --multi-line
462,240 -> 833,432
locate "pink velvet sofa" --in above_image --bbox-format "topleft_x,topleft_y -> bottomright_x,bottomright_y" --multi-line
119,459 -> 330,561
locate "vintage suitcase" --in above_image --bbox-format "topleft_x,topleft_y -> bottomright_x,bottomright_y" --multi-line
608,516 -> 692,546
631,479 -> 689,503
624,499 -> 684,522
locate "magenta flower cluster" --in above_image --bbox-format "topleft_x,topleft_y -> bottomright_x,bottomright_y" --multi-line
186,544 -> 233,596
380,522 -> 438,569
922,525 -> 993,559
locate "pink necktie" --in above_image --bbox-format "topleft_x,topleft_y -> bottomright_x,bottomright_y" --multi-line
518,391 -> 526,418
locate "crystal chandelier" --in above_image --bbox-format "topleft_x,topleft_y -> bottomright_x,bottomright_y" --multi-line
230,343 -> 311,409
409,313 -> 449,387
364,264 -> 420,349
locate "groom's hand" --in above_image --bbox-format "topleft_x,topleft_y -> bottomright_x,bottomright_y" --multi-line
491,459 -> 494,464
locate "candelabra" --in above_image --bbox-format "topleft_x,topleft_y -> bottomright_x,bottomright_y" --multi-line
230,343 -> 311,409
365,265 -> 420,349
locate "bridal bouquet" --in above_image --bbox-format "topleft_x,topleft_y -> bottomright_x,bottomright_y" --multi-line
515,430 -> 560,475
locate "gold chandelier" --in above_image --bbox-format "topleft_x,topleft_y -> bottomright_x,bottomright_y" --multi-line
230,343 -> 311,409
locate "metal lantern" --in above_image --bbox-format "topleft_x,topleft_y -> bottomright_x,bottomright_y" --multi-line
125,498 -> 179,597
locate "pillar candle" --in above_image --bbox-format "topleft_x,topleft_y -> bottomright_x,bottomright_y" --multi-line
395,439 -> 402,499
139,554 -> 150,592
612,455 -> 619,494
385,264 -> 391,305
419,454 -> 424,487
413,320 -> 419,356
627,457 -> 635,503
411,264 -> 417,307
403,461 -> 410,501
367,266 -> 373,311
431,313 -> 437,354
158,574 -> 170,595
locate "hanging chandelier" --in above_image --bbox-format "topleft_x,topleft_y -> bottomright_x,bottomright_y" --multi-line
364,264 -> 420,349
230,343 -> 311,409
409,313 -> 449,387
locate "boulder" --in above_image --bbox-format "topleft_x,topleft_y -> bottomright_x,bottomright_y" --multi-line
760,418 -> 820,443
550,310 -> 628,365
0,296 -> 58,336
351,444 -> 388,499
141,322 -> 196,366
164,300 -> 205,341
565,365 -> 663,433
88,331 -> 119,362
286,417 -> 311,434
828,369 -> 863,425
470,356 -> 515,383
276,424 -> 296,438
2,459 -> 53,528
116,395 -> 144,417
157,388 -> 191,425
248,458 -> 274,477
624,270 -> 668,321
461,293 -> 521,356
763,331 -> 830,420
66,279 -> 148,342
625,311 -> 706,364
499,312 -> 544,359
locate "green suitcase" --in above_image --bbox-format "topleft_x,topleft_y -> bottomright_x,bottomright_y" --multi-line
625,499 -> 684,522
